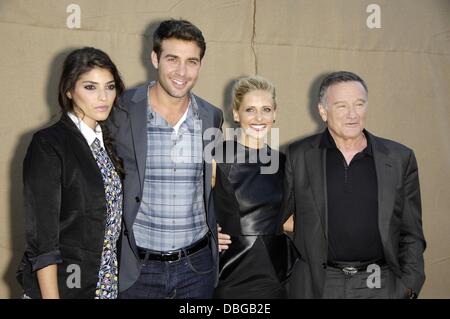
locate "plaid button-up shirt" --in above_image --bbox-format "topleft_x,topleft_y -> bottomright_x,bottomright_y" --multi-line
133,84 -> 208,251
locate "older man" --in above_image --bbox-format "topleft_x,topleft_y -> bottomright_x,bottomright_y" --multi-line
284,71 -> 425,298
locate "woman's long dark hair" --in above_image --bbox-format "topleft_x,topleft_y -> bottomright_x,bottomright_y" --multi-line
58,47 -> 126,179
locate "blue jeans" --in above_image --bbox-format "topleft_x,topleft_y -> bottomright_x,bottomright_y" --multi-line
119,245 -> 215,299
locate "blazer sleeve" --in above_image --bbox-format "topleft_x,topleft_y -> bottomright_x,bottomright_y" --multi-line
23,133 -> 63,272
281,145 -> 296,223
214,107 -> 224,130
399,150 -> 426,294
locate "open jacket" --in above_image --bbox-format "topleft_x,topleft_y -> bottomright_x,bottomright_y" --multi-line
283,130 -> 426,298
17,114 -> 110,298
108,83 -> 223,292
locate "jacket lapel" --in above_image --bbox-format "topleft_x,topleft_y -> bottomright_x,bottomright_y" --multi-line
129,84 -> 149,193
60,114 -> 105,204
303,130 -> 395,245
305,135 -> 328,239
60,114 -> 100,175
196,96 -> 214,206
369,132 -> 395,246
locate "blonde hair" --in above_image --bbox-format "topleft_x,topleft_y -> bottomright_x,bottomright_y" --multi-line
232,75 -> 277,111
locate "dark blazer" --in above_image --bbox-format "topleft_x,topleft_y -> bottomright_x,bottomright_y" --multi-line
284,130 -> 426,298
109,83 -> 223,292
17,114 -> 110,298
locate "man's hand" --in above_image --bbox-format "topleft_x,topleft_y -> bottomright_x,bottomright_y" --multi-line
217,224 -> 231,252
406,288 -> 418,299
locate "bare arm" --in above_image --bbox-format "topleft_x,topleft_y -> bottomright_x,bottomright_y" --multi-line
37,264 -> 60,299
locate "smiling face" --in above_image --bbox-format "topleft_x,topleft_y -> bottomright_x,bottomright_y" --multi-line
318,81 -> 368,142
151,38 -> 202,100
233,89 -> 276,148
66,67 -> 116,130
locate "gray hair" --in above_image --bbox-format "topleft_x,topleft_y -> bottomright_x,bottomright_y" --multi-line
318,71 -> 368,107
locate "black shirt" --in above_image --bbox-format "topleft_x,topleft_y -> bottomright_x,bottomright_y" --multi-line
320,129 -> 384,262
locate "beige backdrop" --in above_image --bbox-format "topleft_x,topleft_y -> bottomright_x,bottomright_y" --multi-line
0,0 -> 449,298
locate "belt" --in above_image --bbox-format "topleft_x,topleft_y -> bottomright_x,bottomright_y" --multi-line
137,236 -> 209,262
327,258 -> 386,275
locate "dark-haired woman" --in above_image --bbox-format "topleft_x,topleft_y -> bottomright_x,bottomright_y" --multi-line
17,47 -> 125,299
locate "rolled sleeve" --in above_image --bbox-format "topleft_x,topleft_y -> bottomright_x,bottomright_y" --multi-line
29,250 -> 63,272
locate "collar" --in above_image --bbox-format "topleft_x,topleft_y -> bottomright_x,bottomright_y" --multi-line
67,112 -> 104,148
172,104 -> 190,134
319,128 -> 373,157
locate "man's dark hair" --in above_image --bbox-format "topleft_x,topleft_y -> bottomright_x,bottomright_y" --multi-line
318,71 -> 368,106
153,19 -> 206,61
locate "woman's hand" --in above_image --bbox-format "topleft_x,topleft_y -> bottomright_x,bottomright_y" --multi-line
283,214 -> 294,233
217,224 -> 231,252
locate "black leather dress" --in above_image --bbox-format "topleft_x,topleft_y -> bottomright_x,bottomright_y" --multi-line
213,141 -> 298,299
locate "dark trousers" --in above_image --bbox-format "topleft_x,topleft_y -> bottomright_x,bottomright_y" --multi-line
119,245 -> 215,299
322,264 -> 410,299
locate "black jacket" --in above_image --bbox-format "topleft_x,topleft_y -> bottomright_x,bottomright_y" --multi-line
17,114 -> 111,298
283,130 -> 426,298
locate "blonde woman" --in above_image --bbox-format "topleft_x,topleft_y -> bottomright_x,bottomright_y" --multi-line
213,76 -> 298,298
